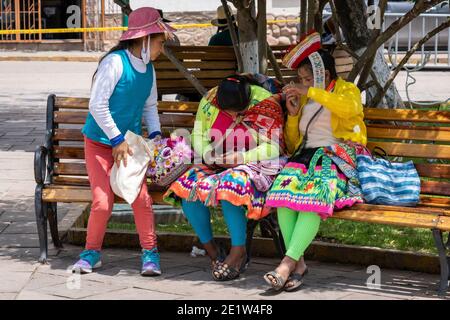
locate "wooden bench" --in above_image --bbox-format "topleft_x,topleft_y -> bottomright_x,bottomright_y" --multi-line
153,45 -> 354,97
35,95 -> 450,294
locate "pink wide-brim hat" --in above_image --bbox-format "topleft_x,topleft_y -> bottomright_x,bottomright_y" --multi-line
120,7 -> 177,41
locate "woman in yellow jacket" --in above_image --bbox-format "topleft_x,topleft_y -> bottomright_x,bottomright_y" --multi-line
264,31 -> 367,291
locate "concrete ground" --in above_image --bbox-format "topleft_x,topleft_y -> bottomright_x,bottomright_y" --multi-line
0,60 -> 449,300
0,245 -> 445,300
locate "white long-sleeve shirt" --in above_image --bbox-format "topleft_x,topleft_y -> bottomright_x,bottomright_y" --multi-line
88,49 -> 161,141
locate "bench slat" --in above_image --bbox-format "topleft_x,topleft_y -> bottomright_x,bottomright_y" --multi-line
54,163 -> 87,176
157,101 -> 198,113
54,146 -> 84,159
54,111 -> 197,127
419,196 -> 450,208
42,187 -> 166,205
156,51 -> 236,61
415,163 -> 450,179
366,141 -> 450,160
156,70 -> 235,80
332,207 -> 450,231
53,176 -> 89,186
420,180 -> 450,196
53,127 -> 192,142
159,114 -> 196,128
154,60 -> 237,70
54,111 -> 86,124
156,79 -> 223,88
364,108 -> 450,124
367,125 -> 450,142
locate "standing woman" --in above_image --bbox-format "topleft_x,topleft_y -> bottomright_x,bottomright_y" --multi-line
72,7 -> 176,276
264,31 -> 368,291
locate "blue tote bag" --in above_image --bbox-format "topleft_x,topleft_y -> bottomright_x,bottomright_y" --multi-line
356,148 -> 421,206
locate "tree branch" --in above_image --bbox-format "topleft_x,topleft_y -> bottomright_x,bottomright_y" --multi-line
113,0 -> 132,15
307,0 -> 317,30
267,46 -> 285,84
370,17 -> 450,107
222,0 -> 244,72
356,0 -> 388,88
300,0 -> 307,36
348,0 -> 442,81
257,0 -> 268,73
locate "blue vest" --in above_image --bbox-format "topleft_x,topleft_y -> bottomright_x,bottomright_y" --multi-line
82,49 -> 153,146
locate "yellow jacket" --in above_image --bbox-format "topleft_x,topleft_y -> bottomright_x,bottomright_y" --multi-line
285,77 -> 367,155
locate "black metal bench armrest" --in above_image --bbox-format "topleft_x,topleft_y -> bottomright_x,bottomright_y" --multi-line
34,145 -> 49,185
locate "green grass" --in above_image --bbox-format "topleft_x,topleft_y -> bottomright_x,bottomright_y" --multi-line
317,219 -> 437,254
107,215 -> 439,255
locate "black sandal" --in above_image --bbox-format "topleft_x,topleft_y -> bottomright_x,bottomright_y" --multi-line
263,271 -> 288,291
209,244 -> 227,269
284,268 -> 309,292
212,256 -> 249,281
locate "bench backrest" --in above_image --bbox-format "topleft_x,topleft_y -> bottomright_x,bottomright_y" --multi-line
154,45 -> 354,95
154,46 -> 237,95
46,96 -> 450,207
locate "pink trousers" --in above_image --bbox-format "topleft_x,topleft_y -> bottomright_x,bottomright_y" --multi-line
84,136 -> 157,251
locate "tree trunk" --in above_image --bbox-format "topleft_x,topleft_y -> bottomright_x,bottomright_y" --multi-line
236,1 -> 259,73
257,0 -> 268,74
335,0 -> 404,108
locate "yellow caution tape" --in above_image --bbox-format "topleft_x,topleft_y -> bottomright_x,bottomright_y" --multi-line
0,19 -> 300,35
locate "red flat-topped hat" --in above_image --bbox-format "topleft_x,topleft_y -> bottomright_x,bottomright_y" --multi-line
282,30 -> 322,69
120,7 -> 176,41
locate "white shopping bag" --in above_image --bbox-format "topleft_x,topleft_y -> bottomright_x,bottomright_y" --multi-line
110,131 -> 154,204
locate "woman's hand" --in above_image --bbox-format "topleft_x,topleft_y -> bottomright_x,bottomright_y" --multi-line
282,85 -> 309,116
112,141 -> 133,168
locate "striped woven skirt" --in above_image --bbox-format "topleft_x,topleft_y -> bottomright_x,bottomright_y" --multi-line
163,164 -> 271,220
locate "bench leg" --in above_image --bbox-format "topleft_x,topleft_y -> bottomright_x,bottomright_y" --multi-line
246,219 -> 259,262
432,229 -> 449,296
35,185 -> 48,264
47,203 -> 63,249
260,215 -> 286,259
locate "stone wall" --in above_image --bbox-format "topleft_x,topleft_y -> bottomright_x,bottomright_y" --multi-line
100,11 -> 300,50
266,13 -> 300,46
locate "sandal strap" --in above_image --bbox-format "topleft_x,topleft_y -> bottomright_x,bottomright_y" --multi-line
212,263 -> 240,281
265,271 -> 286,290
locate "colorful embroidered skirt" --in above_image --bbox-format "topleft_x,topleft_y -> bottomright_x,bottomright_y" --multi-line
265,148 -> 362,219
163,164 -> 271,220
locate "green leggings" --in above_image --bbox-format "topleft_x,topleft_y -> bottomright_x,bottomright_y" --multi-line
277,208 -> 321,261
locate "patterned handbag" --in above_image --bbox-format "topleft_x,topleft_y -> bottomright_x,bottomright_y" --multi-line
146,136 -> 193,187
295,148 -> 340,213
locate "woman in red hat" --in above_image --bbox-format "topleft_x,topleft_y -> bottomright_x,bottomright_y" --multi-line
264,31 -> 368,291
72,7 -> 176,276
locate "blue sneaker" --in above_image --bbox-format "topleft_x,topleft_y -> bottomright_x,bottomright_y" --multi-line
141,248 -> 161,276
72,249 -> 102,274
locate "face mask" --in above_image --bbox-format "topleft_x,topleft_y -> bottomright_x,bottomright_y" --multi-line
141,36 -> 151,65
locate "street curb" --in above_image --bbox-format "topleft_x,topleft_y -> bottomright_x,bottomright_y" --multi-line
0,56 -> 100,62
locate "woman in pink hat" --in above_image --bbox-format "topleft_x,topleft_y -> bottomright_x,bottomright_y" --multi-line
72,7 -> 176,276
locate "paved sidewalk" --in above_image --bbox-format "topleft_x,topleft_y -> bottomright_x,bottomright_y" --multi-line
0,245 -> 445,300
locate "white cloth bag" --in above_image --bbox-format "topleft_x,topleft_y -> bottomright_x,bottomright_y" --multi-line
110,131 -> 154,204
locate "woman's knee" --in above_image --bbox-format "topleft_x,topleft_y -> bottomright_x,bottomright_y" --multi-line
91,198 -> 114,216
